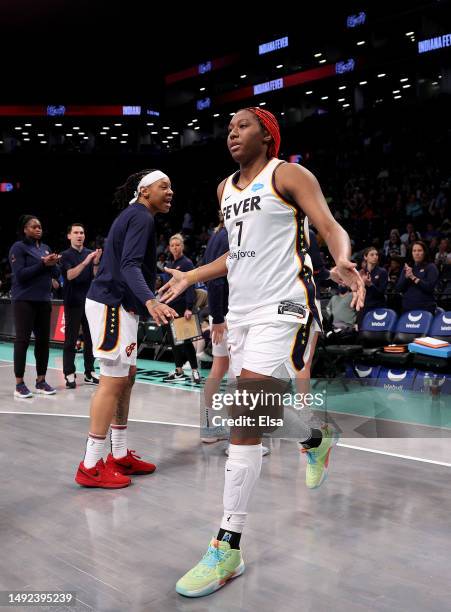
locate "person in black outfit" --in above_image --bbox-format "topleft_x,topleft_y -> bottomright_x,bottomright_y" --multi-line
357,247 -> 388,326
9,215 -> 59,398
163,233 -> 201,383
60,223 -> 102,388
396,241 -> 439,314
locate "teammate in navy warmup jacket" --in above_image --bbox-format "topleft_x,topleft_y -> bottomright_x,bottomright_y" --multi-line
163,233 -> 201,384
9,215 -> 59,399
75,169 -> 177,489
396,241 -> 438,314
358,247 -> 388,325
60,223 -> 102,388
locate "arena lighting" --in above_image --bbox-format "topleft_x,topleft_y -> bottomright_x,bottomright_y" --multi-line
110,136 -> 117,140
192,119 -> 198,123
200,87 -> 206,91
418,33 -> 451,54
172,131 -> 179,134
102,126 -> 110,130
65,133 -> 73,136
338,97 -> 345,102
37,133 -> 44,136
393,89 -> 400,94
306,90 -> 313,95
357,41 -> 366,46
394,95 -> 402,99
259,102 -> 266,106
359,80 -> 368,85
400,77 -> 409,82
432,81 -> 439,85
79,132 -> 85,135
163,126 -> 170,130
258,36 -> 289,55
319,59 -> 326,64
22,132 -> 29,135
343,103 -> 350,107
229,112 -> 234,116
213,113 -> 220,117
40,140 -> 47,144
377,73 -> 386,78
405,31 -> 414,36
122,106 -> 140,115
146,122 -> 154,126
24,123 -> 32,126
276,64 -> 284,69
73,127 -> 80,130
314,52 -> 322,57
194,126 -> 200,130
55,123 -> 62,127
121,133 -> 128,136
167,136 -> 174,139
114,123 -> 122,126
339,85 -> 347,90
321,96 -> 328,100
23,138 -> 30,141
83,137 -> 88,140
240,74 -> 247,79
162,140 -> 168,143
402,84 -> 411,89
14,126 -> 21,130
100,131 -> 107,135
151,131 -> 158,134
120,140 -> 126,144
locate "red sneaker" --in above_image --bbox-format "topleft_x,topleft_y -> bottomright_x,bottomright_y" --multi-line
75,458 -> 131,489
106,449 -> 156,475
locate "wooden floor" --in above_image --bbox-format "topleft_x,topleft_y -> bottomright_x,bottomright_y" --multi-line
1,354 -> 451,612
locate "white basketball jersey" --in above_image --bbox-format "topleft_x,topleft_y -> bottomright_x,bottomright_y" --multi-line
221,158 -> 322,329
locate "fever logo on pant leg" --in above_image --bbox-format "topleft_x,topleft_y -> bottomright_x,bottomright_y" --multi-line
125,342 -> 136,357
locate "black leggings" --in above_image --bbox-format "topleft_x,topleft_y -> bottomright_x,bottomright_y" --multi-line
13,301 -> 51,379
169,303 -> 198,370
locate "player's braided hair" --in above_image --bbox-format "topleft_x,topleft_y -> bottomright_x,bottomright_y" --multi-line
113,169 -> 156,209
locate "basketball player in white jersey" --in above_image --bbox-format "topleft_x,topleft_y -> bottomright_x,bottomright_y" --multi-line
159,107 -> 365,597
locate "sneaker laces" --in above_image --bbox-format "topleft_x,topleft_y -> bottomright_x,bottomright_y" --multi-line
128,450 -> 141,460
301,448 -> 317,464
199,544 -> 226,568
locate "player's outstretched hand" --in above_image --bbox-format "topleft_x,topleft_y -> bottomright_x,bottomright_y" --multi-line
336,259 -> 366,311
147,301 -> 178,326
158,267 -> 190,303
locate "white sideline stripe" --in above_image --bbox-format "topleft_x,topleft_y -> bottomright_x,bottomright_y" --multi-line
337,442 -> 451,468
0,411 -> 450,467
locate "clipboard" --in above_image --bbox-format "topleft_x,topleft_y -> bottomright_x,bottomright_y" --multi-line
170,312 -> 203,345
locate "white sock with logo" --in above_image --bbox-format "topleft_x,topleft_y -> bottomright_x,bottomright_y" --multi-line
111,425 -> 128,459
83,433 -> 106,469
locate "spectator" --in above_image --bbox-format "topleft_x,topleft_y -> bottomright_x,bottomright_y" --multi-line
358,247 -> 388,322
383,229 -> 406,259
405,193 -> 424,220
326,286 -> 357,331
400,223 -> 421,244
396,241 -> 439,314
156,252 -> 167,274
423,223 -> 441,243
434,238 -> 451,270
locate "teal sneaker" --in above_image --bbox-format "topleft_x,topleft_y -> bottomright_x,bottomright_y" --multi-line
300,425 -> 339,489
176,538 -> 244,597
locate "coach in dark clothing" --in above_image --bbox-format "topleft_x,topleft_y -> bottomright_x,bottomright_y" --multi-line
9,215 -> 59,398
396,241 -> 438,314
60,223 -> 102,388
163,233 -> 200,383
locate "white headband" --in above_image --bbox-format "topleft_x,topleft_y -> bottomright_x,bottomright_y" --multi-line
129,170 -> 169,204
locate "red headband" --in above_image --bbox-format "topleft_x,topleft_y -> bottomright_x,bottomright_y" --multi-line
246,107 -> 281,158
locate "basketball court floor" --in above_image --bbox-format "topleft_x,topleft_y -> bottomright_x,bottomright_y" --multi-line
1,340 -> 450,612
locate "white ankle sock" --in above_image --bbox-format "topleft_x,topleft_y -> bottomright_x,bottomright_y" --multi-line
84,433 -> 106,469
111,425 -> 128,459
221,443 -> 262,533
